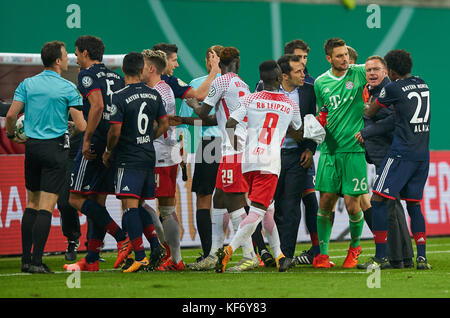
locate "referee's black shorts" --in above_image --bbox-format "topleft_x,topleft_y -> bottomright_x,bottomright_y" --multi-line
191,136 -> 221,195
25,136 -> 68,194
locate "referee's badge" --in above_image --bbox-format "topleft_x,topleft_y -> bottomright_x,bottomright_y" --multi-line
82,76 -> 93,88
380,87 -> 386,98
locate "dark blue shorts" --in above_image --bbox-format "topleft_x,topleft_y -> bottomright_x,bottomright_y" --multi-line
372,156 -> 429,202
70,147 -> 115,195
114,166 -> 155,200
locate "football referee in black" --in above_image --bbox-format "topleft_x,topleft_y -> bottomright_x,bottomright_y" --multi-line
6,41 -> 85,273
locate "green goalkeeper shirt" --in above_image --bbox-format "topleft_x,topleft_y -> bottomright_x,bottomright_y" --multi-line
314,64 -> 367,154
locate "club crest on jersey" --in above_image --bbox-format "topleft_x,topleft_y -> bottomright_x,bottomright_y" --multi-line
346,81 -> 354,89
208,86 -> 216,97
81,76 -> 93,88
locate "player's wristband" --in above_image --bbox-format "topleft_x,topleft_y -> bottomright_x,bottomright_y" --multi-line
6,132 -> 15,139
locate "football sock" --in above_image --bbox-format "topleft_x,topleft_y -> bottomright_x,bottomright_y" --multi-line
210,208 -> 228,256
371,200 -> 388,259
262,204 -> 282,258
21,208 -> 37,264
363,207 -> 373,232
142,203 -> 166,244
31,210 -> 52,266
138,206 -> 160,250
196,209 -> 212,257
160,205 -> 181,263
349,210 -> 364,248
81,199 -> 126,242
302,192 -> 320,256
230,206 -> 265,255
123,208 -> 145,261
317,209 -> 333,256
230,207 -> 256,258
407,204 -> 427,258
85,220 -> 106,263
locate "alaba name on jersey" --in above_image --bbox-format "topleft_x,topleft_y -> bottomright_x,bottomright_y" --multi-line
231,90 -> 302,176
153,80 -> 181,167
109,83 -> 166,168
376,76 -> 431,161
203,72 -> 250,157
314,64 -> 366,154
77,63 -> 125,143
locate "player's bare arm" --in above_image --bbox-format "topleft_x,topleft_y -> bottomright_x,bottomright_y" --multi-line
5,100 -> 26,144
69,107 -> 87,136
169,114 -> 217,127
185,98 -> 213,120
103,122 -> 121,167
184,51 -> 220,101
83,90 -> 104,161
225,117 -> 239,151
153,115 -> 169,139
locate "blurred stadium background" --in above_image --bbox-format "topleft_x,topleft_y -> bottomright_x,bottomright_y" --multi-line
0,0 -> 449,256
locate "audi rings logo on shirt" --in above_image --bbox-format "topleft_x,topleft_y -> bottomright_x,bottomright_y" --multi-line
346,81 -> 354,89
82,76 -> 93,88
208,86 -> 216,97
380,87 -> 386,98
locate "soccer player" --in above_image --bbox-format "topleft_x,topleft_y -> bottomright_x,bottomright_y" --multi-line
141,49 -> 185,271
186,47 -> 260,272
64,35 -> 130,272
362,49 -> 432,270
217,59 -> 303,273
101,52 -> 168,272
313,38 -> 367,268
6,41 -> 85,273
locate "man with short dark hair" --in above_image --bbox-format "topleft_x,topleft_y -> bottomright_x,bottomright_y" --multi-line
102,52 -> 169,272
363,49 -> 432,270
6,40 -> 85,273
64,35 -> 131,272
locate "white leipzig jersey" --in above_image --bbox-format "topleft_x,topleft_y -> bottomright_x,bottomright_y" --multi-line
203,72 -> 250,157
153,80 -> 181,167
230,90 -> 302,176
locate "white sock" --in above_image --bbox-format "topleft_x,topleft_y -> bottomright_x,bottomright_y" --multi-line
210,208 -> 228,257
159,205 -> 181,263
229,207 -> 263,258
142,203 -> 166,244
263,203 -> 282,258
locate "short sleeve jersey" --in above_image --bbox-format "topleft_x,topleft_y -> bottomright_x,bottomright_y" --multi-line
161,74 -> 193,99
78,63 -> 125,143
13,70 -> 82,139
376,76 -> 430,161
231,90 -> 302,176
153,80 -> 182,167
109,83 -> 167,168
203,72 -> 250,157
314,64 -> 367,154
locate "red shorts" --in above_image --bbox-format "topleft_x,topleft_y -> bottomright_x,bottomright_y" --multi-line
215,153 -> 249,193
155,164 -> 178,197
244,171 -> 278,208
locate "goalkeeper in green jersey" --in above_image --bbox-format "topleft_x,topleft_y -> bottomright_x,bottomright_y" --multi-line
313,38 -> 368,268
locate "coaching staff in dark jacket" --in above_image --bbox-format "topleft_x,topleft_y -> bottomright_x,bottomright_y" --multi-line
6,41 -> 85,273
356,55 -> 414,268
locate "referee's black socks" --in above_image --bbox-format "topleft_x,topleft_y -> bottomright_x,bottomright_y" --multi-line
21,208 -> 38,265
196,209 -> 212,257
31,209 -> 52,266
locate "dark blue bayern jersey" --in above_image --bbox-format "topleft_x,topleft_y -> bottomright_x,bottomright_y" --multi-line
77,63 -> 125,142
376,76 -> 430,160
110,83 -> 167,168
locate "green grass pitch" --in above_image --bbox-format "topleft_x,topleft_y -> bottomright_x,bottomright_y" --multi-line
0,237 -> 449,298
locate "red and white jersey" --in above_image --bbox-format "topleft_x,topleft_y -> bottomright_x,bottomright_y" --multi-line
153,80 -> 182,167
230,90 -> 302,176
203,72 -> 250,157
